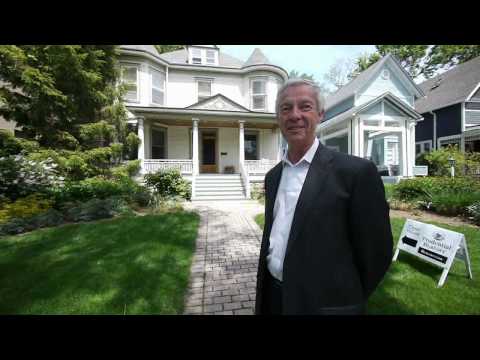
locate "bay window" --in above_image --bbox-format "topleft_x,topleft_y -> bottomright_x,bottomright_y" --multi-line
150,67 -> 165,105
251,78 -> 267,111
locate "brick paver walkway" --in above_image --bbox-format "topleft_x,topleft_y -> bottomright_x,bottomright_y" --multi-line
183,200 -> 264,315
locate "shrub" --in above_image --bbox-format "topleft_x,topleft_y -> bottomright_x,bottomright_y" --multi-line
111,160 -> 141,179
393,178 -> 430,202
62,197 -> 129,222
144,169 -> 191,200
467,202 -> 480,225
251,183 -> 265,203
0,155 -> 64,201
428,192 -> 480,217
424,145 -> 467,176
125,132 -> 140,159
79,121 -> 116,149
0,129 -> 40,156
0,194 -> 53,224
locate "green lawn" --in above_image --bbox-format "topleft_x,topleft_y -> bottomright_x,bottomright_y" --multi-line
0,212 -> 200,314
254,214 -> 480,314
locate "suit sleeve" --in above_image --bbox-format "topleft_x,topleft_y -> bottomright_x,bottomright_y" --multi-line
349,160 -> 393,300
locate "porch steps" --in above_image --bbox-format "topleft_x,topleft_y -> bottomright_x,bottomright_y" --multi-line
193,174 -> 247,201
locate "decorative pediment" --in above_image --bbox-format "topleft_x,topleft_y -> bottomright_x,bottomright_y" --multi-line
187,94 -> 251,112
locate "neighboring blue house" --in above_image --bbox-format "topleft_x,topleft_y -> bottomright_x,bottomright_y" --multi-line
415,56 -> 480,155
317,54 -> 424,180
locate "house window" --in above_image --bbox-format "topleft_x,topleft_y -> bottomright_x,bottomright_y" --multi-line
251,78 -> 267,111
206,50 -> 215,65
121,65 -> 139,102
192,48 -> 202,64
150,67 -> 165,105
151,128 -> 167,159
245,131 -> 259,160
197,80 -> 212,102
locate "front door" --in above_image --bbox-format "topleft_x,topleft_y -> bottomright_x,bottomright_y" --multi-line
201,130 -> 217,173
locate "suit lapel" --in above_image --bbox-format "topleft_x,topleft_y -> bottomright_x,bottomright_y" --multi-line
284,144 -> 333,260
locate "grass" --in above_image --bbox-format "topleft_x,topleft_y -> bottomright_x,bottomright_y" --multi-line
254,214 -> 480,314
0,212 -> 200,314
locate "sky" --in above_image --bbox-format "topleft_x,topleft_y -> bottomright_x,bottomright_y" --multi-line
219,45 -> 377,84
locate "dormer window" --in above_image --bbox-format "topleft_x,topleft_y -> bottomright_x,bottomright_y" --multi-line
206,50 -> 216,65
192,48 -> 202,65
188,46 -> 218,66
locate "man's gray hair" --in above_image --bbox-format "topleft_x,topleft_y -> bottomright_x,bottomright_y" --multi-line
275,78 -> 326,114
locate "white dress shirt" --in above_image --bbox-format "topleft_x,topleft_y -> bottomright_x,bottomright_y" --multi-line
267,137 -> 319,282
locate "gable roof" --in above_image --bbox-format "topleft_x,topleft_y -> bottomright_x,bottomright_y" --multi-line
158,48 -> 245,68
243,48 -> 273,67
119,45 -> 162,59
186,93 -> 252,112
414,56 -> 480,114
324,54 -> 425,111
319,92 -> 423,130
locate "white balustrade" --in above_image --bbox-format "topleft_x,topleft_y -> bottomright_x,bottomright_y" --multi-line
143,159 -> 193,174
245,160 -> 277,175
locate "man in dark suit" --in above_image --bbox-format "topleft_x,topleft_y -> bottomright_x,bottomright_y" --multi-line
255,79 -> 393,315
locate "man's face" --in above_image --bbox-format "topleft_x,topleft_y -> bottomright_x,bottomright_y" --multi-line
277,84 -> 324,148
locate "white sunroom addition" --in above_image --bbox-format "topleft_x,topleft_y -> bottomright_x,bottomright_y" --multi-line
318,92 -> 422,179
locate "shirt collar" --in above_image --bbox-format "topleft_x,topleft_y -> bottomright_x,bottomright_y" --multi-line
282,137 -> 319,167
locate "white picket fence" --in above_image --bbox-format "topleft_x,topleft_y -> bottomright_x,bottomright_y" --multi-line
245,160 -> 277,175
143,159 -> 193,174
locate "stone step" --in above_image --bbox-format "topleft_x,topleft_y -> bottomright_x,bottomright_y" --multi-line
195,190 -> 245,196
193,195 -> 247,201
195,184 -> 243,189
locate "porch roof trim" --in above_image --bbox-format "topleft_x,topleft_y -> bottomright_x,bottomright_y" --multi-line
318,92 -> 424,130
126,105 -> 277,119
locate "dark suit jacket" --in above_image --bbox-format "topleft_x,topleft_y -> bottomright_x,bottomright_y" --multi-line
255,143 -> 393,315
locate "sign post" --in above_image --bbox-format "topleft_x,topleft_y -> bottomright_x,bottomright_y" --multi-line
393,219 -> 473,287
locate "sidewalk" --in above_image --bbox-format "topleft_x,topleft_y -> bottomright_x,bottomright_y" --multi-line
183,200 -> 264,315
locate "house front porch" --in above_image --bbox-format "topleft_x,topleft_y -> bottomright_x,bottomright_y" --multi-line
128,105 -> 282,199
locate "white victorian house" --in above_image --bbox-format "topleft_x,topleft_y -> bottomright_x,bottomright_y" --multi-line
119,45 -> 288,200
317,54 -> 426,182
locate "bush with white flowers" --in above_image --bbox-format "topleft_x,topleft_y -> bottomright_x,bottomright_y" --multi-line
0,155 -> 64,201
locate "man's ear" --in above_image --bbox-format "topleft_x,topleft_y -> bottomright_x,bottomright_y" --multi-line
317,110 -> 325,123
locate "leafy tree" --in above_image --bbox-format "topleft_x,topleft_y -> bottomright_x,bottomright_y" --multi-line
350,46 -> 429,80
0,45 -> 125,147
289,69 -> 332,96
350,45 -> 480,80
323,58 -> 356,91
154,45 -> 184,54
423,45 -> 480,78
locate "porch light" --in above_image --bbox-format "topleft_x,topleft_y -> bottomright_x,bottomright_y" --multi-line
448,156 -> 456,177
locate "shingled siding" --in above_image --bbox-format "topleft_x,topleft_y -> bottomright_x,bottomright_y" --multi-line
416,112 -> 434,142
324,96 -> 355,121
436,104 -> 462,138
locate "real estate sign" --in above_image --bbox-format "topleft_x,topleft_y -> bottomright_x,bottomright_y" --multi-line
393,219 -> 473,287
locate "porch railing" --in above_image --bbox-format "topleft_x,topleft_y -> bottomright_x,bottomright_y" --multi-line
143,159 -> 193,174
245,160 -> 277,175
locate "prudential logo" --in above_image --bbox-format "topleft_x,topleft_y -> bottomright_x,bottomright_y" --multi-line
433,232 -> 445,241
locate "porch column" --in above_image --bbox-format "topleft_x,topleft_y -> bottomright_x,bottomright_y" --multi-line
137,117 -> 145,173
192,118 -> 199,175
239,120 -> 245,169
409,121 -> 416,176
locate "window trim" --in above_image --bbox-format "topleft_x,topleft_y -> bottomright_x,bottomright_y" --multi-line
196,78 -> 213,102
120,62 -> 140,103
149,65 -> 166,106
250,77 -> 268,111
150,126 -> 168,159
